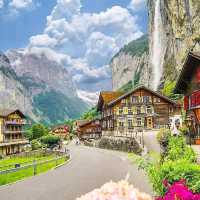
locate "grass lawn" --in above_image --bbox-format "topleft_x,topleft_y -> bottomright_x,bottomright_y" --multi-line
0,153 -> 68,186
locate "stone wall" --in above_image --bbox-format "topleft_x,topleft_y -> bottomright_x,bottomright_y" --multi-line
98,136 -> 142,154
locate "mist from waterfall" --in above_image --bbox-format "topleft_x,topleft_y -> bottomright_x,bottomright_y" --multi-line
151,0 -> 165,91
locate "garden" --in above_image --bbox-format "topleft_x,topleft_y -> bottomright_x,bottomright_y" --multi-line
129,128 -> 200,200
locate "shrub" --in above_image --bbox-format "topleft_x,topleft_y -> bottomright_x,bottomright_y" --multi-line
133,136 -> 199,196
40,135 -> 61,148
165,136 -> 196,163
31,139 -> 42,150
157,128 -> 171,146
148,160 -> 200,196
29,124 -> 48,140
179,125 -> 189,136
156,179 -> 200,200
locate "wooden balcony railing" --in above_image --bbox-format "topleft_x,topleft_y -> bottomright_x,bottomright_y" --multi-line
184,90 -> 200,110
4,130 -> 26,134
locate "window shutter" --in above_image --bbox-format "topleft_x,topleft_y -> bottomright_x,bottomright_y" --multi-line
141,118 -> 145,126
133,118 -> 137,126
141,106 -> 146,113
116,107 -> 119,115
132,106 -> 136,114
123,107 -> 128,114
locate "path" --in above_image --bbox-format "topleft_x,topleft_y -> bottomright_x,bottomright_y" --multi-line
143,130 -> 161,153
0,143 -> 152,200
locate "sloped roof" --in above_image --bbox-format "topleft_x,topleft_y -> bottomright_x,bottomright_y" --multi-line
79,119 -> 100,128
97,91 -> 123,111
107,85 -> 178,107
174,51 -> 200,94
0,109 -> 26,118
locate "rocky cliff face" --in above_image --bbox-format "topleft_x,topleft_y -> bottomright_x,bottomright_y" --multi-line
111,0 -> 200,91
148,0 -> 200,88
0,50 -> 88,124
111,35 -> 151,91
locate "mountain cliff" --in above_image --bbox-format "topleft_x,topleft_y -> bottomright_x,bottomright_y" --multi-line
0,50 -> 89,124
111,0 -> 200,93
111,35 -> 151,91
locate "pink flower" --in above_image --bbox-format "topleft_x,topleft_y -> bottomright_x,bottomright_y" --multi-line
158,179 -> 200,200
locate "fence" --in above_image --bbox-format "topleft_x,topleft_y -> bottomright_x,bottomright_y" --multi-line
0,151 -> 70,176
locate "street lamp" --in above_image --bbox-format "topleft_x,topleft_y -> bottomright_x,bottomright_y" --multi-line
185,116 -> 193,146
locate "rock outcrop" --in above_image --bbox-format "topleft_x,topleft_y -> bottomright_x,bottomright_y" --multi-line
111,0 -> 200,91
111,35 -> 151,91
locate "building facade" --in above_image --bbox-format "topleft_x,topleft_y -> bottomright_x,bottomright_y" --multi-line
174,52 -> 200,144
78,119 -> 102,140
51,125 -> 69,139
0,110 -> 29,155
98,86 -> 181,137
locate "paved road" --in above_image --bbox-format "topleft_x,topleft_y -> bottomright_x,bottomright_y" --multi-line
0,143 -> 152,200
143,130 -> 161,153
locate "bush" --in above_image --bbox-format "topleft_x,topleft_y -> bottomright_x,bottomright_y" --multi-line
31,140 -> 42,150
157,128 -> 171,146
179,125 -> 189,136
40,135 -> 61,148
148,160 -> 200,196
133,136 -> 199,196
29,124 -> 48,140
165,136 -> 196,163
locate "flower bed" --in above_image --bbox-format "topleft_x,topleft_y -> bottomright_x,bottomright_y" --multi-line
156,179 -> 200,200
77,180 -> 152,200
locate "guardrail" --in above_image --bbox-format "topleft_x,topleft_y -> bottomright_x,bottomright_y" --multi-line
0,151 -> 70,176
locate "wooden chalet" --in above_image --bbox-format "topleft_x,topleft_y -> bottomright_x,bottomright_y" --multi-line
78,119 -> 101,140
174,51 -> 200,144
51,125 -> 69,139
97,86 -> 181,137
0,109 -> 29,155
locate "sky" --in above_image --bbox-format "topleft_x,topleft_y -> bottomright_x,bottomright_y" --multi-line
0,0 -> 148,103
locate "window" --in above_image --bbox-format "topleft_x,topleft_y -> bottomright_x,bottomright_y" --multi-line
128,107 -> 132,114
136,106 -> 141,114
154,97 -> 161,103
169,106 -> 174,113
119,107 -> 123,115
128,119 -> 133,128
122,99 -> 126,104
147,106 -> 153,114
137,118 -> 142,126
143,96 -> 151,104
132,96 -> 139,104
119,121 -> 124,127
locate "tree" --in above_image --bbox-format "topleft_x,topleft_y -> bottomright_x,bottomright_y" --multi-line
40,135 -> 61,148
30,124 -> 48,140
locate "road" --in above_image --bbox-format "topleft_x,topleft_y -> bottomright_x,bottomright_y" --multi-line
0,143 -> 152,200
143,130 -> 161,153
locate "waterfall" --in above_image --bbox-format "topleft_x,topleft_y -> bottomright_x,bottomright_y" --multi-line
151,0 -> 165,91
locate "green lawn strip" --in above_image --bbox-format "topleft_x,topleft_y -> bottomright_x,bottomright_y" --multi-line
0,157 -> 67,186
0,154 -> 56,171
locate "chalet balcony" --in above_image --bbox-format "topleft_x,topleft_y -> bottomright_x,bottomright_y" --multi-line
3,130 -> 27,134
4,120 -> 29,125
0,139 -> 29,147
184,90 -> 200,110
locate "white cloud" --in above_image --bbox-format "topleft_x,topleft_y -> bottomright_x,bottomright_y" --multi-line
27,1 -> 144,102
29,34 -> 57,48
9,0 -> 33,9
77,90 -> 99,105
128,0 -> 146,11
49,0 -> 81,21
0,0 -> 4,8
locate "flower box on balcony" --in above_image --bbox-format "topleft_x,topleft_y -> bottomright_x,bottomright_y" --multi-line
195,138 -> 200,145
